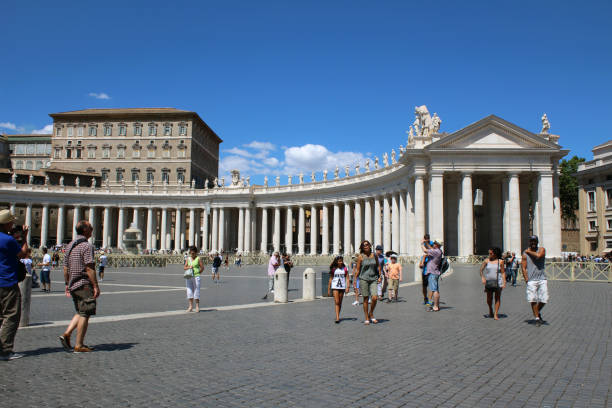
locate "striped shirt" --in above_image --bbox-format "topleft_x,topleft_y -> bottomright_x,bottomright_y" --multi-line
64,235 -> 95,292
524,249 -> 547,281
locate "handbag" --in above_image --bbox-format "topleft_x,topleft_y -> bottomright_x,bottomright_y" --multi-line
485,261 -> 500,290
17,260 -> 27,282
183,268 -> 194,279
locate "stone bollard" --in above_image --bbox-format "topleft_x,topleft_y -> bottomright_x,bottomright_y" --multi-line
303,268 -> 316,300
274,269 -> 288,303
19,275 -> 32,327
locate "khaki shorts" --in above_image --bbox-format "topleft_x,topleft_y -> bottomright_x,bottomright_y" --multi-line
360,279 -> 378,298
388,279 -> 399,291
71,285 -> 96,317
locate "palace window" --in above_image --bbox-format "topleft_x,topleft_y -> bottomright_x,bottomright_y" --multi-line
134,124 -> 142,136
161,169 -> 170,182
102,146 -> 110,158
26,144 -> 35,154
14,160 -> 23,169
588,191 -> 596,212
101,169 -> 109,181
146,169 -> 155,183
35,160 -> 43,170
132,141 -> 141,158
148,123 -> 157,136
87,147 -> 96,159
588,220 -> 597,231
117,145 -> 126,158
66,149 -> 72,159
88,126 -> 97,137
56,127 -> 62,136
179,124 -> 187,136
54,148 -> 61,159
131,169 -> 139,182
147,142 -> 156,158
35,144 -> 47,154
590,242 -> 598,251
77,126 -> 84,137
104,125 -> 112,136
163,124 -> 172,136
67,127 -> 73,137
75,148 -> 82,159
25,161 -> 33,170
116,169 -> 124,182
607,219 -> 612,230
607,189 -> 612,208
177,168 -> 185,183
119,124 -> 127,136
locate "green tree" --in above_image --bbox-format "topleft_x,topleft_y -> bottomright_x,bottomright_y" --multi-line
559,155 -> 585,221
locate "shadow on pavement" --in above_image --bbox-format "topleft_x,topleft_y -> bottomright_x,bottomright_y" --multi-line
23,342 -> 138,357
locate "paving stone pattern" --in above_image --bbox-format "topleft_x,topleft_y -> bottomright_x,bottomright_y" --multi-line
1,264 -> 610,407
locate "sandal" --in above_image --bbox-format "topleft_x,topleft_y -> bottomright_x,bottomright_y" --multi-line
371,318 -> 378,324
364,320 -> 370,325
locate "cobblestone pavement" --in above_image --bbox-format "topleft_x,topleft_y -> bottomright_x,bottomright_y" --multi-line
1,264 -> 610,407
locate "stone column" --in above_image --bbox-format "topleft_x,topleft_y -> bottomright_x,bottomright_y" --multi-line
180,209 -> 186,250
459,173 -> 474,257
244,207 -> 251,253
160,208 -> 168,251
364,199 -> 372,243
88,207 -> 95,244
502,177 -> 510,251
285,207 -> 293,254
117,207 -> 125,250
333,202 -> 340,255
174,208 -> 182,252
202,208 -> 209,252
260,207 -> 268,253
344,201 -> 351,254
429,173 -> 444,242
273,207 -> 281,253
414,176 -> 425,256
218,208 -> 225,252
165,209 -> 172,251
383,195 -> 391,251
9,203 -> 16,215
147,207 -> 154,251
374,197 -> 382,247
321,204 -> 329,255
488,180 -> 503,249
508,174 -> 522,255
237,207 -> 245,253
25,204 -> 32,245
310,205 -> 318,255
406,186 -> 414,256
193,209 -> 199,250
391,193 -> 400,253
71,205 -> 80,241
132,208 -> 139,229
40,204 -> 49,249
102,207 -> 111,249
399,191 -> 407,255
211,208 -> 219,253
188,208 -> 196,247
551,168 -> 562,258
56,205 -> 65,246
538,172 -> 557,256
354,200 -> 362,252
298,206 -> 305,255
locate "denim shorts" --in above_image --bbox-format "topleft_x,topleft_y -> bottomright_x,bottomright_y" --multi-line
40,269 -> 50,284
428,273 -> 440,292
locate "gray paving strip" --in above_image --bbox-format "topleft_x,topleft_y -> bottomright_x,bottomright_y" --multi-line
32,288 -> 186,298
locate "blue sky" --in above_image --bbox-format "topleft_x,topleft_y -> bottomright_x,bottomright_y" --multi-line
2,0 -> 611,183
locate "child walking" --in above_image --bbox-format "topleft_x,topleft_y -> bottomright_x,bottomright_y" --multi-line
386,254 -> 402,302
327,256 -> 350,323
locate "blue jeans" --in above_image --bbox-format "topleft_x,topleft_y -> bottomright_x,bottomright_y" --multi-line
428,274 -> 440,292
510,268 -> 517,285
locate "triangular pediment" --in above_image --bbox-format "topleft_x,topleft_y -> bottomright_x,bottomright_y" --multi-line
427,115 -> 559,150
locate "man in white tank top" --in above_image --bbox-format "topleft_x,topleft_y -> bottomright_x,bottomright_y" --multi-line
521,235 -> 548,327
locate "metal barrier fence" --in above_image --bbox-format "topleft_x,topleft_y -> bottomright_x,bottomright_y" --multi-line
545,262 -> 611,283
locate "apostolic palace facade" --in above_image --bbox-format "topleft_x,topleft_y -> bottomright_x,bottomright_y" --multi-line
0,106 -> 567,263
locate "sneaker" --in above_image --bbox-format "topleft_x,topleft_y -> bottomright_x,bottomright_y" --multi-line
423,299 -> 429,305
270,290 -> 274,293
73,346 -> 94,353
535,318 -> 542,327
262,295 -> 268,300
352,301 -> 359,306
58,335 -> 72,351
0,352 -> 24,361
539,314 -> 545,323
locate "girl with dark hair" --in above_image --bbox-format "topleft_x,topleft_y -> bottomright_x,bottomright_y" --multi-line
354,240 -> 382,325
184,246 -> 204,312
327,256 -> 349,323
479,246 -> 506,320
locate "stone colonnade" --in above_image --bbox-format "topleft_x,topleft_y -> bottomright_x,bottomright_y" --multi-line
4,170 -> 562,258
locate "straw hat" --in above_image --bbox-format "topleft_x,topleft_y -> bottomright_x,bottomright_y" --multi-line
0,209 -> 16,225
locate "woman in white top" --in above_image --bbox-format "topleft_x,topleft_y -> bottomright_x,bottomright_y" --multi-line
327,256 -> 350,324
479,246 -> 506,320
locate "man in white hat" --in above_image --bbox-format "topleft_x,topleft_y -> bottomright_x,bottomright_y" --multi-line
0,209 -> 29,361
422,238 -> 443,312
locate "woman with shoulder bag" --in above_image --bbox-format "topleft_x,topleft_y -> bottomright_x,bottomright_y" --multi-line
479,246 -> 506,320
184,246 -> 204,312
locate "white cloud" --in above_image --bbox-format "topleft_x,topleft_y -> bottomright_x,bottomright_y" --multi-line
88,92 -> 111,100
282,144 -> 366,175
32,124 -> 53,134
244,141 -> 275,151
224,147 -> 252,157
0,122 -> 18,130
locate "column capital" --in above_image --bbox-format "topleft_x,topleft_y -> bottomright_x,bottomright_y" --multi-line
461,171 -> 473,177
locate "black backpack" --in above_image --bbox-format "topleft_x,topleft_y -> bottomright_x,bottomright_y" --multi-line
439,256 -> 450,275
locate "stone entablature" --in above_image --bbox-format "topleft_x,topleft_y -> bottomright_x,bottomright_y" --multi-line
0,112 -> 567,265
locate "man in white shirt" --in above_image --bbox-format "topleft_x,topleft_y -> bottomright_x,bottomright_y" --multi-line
98,251 -> 108,281
38,247 -> 52,293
